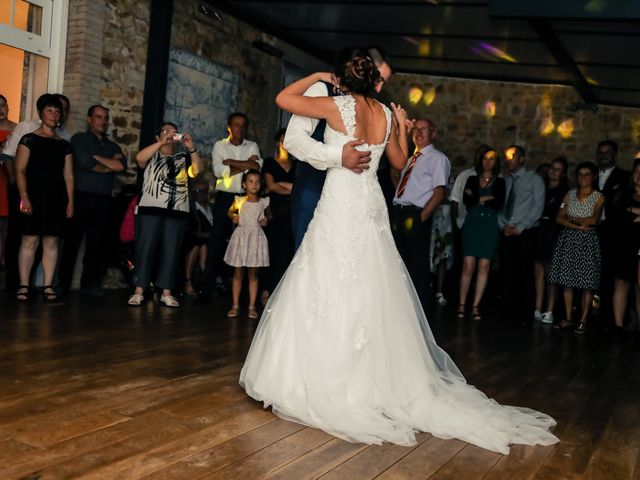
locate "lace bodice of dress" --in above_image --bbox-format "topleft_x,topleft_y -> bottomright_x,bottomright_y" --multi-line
323,95 -> 392,174
295,95 -> 396,280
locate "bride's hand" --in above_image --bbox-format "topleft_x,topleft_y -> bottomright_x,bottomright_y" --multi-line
390,103 -> 408,127
315,72 -> 338,87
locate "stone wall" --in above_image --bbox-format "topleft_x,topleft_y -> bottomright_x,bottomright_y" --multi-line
100,0 -> 150,168
170,1 -> 326,162
383,73 -> 640,174
63,0 -> 107,134
64,0 -> 150,170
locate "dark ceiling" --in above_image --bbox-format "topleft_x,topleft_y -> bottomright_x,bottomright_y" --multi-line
210,0 -> 640,109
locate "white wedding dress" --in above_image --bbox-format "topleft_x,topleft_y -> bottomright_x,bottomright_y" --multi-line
240,95 -> 559,454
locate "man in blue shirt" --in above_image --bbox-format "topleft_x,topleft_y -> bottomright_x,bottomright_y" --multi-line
498,145 -> 545,322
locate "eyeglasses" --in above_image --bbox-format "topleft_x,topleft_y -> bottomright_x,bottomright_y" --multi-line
414,127 -> 432,133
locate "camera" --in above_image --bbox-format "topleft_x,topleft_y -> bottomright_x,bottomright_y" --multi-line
173,133 -> 183,141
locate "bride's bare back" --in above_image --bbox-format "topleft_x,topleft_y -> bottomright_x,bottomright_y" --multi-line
325,94 -> 388,146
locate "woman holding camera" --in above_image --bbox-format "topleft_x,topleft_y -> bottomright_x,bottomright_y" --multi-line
128,122 -> 203,307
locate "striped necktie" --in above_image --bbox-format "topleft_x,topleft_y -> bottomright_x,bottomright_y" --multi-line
396,151 -> 420,198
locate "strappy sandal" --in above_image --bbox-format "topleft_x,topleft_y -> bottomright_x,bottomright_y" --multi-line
554,319 -> 575,330
456,304 -> 465,319
248,305 -> 259,319
16,285 -> 29,301
43,285 -> 58,302
471,305 -> 482,321
574,322 -> 587,335
184,279 -> 197,296
227,305 -> 239,318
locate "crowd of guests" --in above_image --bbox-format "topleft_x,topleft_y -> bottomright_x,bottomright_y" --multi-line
0,92 -> 639,339
444,140 -> 640,337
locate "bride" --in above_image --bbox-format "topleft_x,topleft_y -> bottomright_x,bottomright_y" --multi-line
239,48 -> 559,454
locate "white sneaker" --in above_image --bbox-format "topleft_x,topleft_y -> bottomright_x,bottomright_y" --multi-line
435,293 -> 448,306
534,310 -> 543,322
541,311 -> 554,325
128,294 -> 144,306
160,295 -> 180,308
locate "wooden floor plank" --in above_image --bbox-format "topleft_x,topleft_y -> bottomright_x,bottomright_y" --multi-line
428,444 -> 502,479
263,437 -> 369,480
317,433 -> 431,480
202,427 -> 333,479
375,436 -> 466,480
143,419 -> 305,479
72,409 -> 276,479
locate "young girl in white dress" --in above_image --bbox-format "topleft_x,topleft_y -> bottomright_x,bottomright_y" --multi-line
224,169 -> 271,319
240,49 -> 559,454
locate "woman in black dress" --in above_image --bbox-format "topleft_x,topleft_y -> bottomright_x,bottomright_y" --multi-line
260,128 -> 296,304
611,158 -> 640,337
534,157 -> 569,324
15,94 -> 74,301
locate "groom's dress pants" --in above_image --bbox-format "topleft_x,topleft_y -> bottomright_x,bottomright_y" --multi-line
290,184 -> 322,251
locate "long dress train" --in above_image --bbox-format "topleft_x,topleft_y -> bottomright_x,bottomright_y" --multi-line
240,95 -> 558,454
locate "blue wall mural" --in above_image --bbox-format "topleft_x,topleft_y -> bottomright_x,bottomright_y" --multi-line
165,49 -> 239,159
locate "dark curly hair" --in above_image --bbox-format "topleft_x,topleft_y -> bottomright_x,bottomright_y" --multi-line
334,48 -> 380,97
241,168 -> 262,187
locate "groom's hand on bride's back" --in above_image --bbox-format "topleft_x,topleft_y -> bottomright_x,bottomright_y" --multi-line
342,139 -> 371,174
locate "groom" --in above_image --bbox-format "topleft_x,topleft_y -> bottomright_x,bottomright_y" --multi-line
284,46 -> 393,249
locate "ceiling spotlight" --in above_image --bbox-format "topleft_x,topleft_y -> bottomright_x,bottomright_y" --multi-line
200,3 -> 222,22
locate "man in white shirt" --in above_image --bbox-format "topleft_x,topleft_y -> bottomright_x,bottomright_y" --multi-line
284,46 -> 392,249
202,112 -> 261,294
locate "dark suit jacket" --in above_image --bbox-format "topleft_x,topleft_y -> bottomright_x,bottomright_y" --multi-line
599,167 -> 630,221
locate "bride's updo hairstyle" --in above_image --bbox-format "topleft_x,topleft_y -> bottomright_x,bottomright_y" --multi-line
334,48 -> 380,97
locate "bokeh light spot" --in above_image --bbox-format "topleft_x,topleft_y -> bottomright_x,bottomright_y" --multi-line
557,119 -> 574,139
409,87 -> 424,105
484,100 -> 496,117
540,118 -> 555,137
423,87 -> 436,106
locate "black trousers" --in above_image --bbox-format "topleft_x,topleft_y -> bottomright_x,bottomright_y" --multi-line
597,222 -> 615,326
58,191 -> 111,290
391,205 -> 433,309
201,191 -> 235,291
264,199 -> 294,293
500,228 -> 536,321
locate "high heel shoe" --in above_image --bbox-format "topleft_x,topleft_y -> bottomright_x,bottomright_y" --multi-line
471,305 -> 482,321
456,304 -> 465,319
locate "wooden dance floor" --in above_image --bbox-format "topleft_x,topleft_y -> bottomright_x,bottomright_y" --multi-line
1,291 -> 639,479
